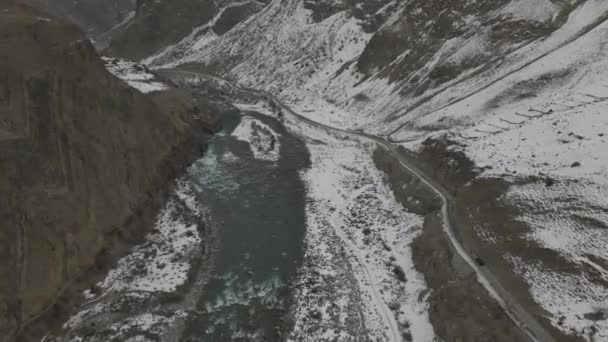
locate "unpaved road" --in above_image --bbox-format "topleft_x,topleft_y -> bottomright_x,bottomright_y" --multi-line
329,185 -> 403,342
164,69 -> 555,342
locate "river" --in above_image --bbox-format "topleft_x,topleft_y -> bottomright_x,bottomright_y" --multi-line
181,108 -> 310,341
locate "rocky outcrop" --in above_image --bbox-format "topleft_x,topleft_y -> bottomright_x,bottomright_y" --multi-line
0,3 -> 218,340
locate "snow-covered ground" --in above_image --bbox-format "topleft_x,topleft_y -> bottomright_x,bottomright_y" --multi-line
409,0 -> 608,186
499,0 -> 560,22
505,180 -> 608,339
49,180 -> 209,342
97,181 -> 202,294
103,57 -> 168,93
287,120 -> 434,341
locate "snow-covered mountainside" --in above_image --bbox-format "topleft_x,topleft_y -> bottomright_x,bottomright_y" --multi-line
145,0 -> 607,179
133,0 -> 608,340
142,0 -> 608,187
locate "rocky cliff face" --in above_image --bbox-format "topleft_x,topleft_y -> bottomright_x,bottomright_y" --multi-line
0,3 -> 218,340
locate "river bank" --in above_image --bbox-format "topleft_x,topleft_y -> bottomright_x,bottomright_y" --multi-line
42,72 -> 312,341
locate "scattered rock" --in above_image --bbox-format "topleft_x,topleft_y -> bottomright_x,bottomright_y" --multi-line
584,310 -> 607,321
309,310 -> 322,320
393,266 -> 407,282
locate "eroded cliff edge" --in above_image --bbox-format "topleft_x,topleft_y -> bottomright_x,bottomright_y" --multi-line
0,3 -> 219,340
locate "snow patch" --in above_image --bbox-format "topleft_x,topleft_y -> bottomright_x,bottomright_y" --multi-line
508,255 -> 608,340
233,102 -> 276,117
499,0 -> 560,23
103,57 -> 168,93
232,116 -> 280,162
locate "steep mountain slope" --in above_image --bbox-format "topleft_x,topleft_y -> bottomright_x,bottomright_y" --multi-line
136,0 -> 608,340
107,0 -> 271,61
0,3 -> 218,340
17,0 -> 135,36
108,0 -> 272,62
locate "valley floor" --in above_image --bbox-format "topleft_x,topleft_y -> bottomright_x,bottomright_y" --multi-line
287,112 -> 434,341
